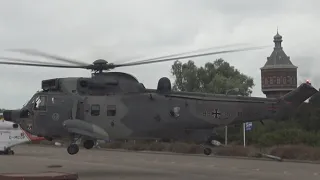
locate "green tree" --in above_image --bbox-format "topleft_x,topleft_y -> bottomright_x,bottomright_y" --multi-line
171,58 -> 254,96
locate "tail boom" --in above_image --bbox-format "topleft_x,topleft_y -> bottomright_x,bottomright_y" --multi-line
281,82 -> 318,107
275,82 -> 318,119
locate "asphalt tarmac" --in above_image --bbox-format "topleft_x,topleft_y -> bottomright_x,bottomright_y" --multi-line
0,145 -> 319,180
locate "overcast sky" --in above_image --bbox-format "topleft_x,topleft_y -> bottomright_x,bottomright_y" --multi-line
0,0 -> 319,109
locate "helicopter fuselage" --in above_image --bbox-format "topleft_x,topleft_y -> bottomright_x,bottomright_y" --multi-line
13,83 -> 317,143
3,72 -> 318,155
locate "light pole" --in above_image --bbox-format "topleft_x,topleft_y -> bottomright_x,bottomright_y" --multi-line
224,88 -> 240,146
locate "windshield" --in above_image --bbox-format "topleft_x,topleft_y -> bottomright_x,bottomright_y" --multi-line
24,93 -> 39,107
34,96 -> 47,110
27,93 -> 48,111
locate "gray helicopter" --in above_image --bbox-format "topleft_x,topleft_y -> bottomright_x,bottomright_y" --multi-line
1,46 -> 318,156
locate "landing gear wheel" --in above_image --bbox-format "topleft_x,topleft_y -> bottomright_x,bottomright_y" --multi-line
3,148 -> 14,155
8,150 -> 14,155
203,148 -> 212,156
83,140 -> 95,149
67,144 -> 79,155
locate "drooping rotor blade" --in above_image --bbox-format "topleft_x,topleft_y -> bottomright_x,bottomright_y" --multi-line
6,49 -> 89,66
0,57 -> 72,66
0,61 -> 85,69
121,43 -> 251,64
114,46 -> 269,68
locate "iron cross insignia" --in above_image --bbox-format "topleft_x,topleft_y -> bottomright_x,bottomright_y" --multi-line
211,109 -> 221,118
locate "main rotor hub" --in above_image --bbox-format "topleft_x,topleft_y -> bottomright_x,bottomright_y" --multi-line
93,59 -> 108,65
91,59 -> 110,74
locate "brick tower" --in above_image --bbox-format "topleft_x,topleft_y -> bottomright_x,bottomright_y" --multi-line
261,30 -> 298,98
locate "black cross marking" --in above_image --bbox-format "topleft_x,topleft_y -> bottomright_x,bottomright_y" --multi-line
211,109 -> 221,118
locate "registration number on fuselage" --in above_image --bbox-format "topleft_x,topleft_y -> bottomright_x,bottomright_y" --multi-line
9,135 -> 25,140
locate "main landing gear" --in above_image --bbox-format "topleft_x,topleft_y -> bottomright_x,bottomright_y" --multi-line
201,135 -> 224,156
203,147 -> 212,156
67,135 -> 81,155
83,140 -> 95,150
67,138 -> 95,155
67,144 -> 79,155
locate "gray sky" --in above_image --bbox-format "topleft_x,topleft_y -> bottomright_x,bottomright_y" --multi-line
0,0 -> 319,108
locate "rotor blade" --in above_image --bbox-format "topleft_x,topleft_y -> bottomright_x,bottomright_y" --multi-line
0,61 -> 85,69
6,49 -> 89,66
115,46 -> 269,68
121,43 -> 251,64
0,57 -> 72,66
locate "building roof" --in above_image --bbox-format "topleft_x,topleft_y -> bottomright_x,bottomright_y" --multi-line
261,30 -> 297,70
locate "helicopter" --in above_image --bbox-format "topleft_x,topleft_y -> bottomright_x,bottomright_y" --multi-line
0,113 -> 45,155
0,46 -> 318,156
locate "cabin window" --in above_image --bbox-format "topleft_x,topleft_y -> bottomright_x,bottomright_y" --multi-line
107,105 -> 116,116
34,96 -> 47,111
91,104 -> 100,116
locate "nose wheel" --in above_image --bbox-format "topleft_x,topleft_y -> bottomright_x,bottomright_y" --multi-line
67,144 -> 79,155
203,148 -> 212,156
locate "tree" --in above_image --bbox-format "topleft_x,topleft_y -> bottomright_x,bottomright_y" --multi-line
171,58 -> 254,96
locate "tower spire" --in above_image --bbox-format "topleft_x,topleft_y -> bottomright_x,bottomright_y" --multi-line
273,28 -> 282,49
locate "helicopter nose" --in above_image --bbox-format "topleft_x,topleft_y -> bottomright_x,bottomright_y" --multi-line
3,110 -> 21,123
3,110 -> 13,121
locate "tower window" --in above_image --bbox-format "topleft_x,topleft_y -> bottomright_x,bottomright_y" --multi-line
288,76 -> 292,84
265,78 -> 268,85
270,78 -> 273,85
277,77 -> 280,84
91,104 -> 100,116
283,77 -> 286,84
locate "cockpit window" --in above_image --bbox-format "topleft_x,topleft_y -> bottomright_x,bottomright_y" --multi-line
33,96 -> 47,111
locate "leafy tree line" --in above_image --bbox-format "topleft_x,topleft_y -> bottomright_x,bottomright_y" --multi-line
171,59 -> 320,147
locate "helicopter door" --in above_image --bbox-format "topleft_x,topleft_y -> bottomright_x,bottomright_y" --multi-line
33,95 -> 73,137
31,95 -> 48,136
